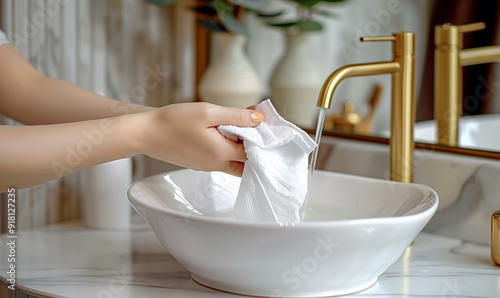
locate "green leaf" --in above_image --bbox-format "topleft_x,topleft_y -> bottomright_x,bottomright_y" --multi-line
197,20 -> 227,33
268,21 -> 301,29
213,0 -> 233,14
297,20 -> 323,31
189,5 -> 218,16
219,11 -> 250,36
143,0 -> 177,6
256,10 -> 284,18
228,0 -> 267,10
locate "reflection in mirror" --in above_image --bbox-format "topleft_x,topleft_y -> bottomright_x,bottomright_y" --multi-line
414,114 -> 500,152
415,1 -> 500,153
318,0 -> 500,153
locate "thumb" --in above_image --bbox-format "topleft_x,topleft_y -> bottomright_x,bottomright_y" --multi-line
212,106 -> 264,127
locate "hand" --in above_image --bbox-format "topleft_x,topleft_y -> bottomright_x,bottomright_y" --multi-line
136,102 -> 264,176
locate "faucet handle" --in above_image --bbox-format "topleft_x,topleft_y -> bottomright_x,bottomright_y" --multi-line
360,30 -> 412,43
360,36 -> 396,42
456,22 -> 486,33
360,31 -> 415,57
436,22 -> 486,48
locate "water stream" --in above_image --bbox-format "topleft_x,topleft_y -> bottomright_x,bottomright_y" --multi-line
301,107 -> 328,220
308,107 -> 328,187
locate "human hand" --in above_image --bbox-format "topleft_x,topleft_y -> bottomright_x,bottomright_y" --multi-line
135,102 -> 264,176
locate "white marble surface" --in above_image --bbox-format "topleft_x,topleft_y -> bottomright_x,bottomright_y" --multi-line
1,216 -> 499,298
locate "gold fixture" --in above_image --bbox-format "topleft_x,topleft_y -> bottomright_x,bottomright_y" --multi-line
325,85 -> 383,134
325,101 -> 363,133
317,30 -> 416,183
492,210 -> 500,266
434,22 -> 500,147
358,85 -> 383,134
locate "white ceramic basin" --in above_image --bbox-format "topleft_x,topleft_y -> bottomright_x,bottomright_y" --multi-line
128,169 -> 438,297
414,114 -> 500,151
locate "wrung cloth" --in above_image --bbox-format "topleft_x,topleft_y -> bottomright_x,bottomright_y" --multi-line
218,99 -> 317,222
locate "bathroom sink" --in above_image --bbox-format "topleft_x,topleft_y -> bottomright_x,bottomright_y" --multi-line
128,169 -> 438,297
414,114 -> 500,151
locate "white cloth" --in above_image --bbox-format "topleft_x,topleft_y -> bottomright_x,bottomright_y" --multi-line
218,99 -> 317,223
0,30 -> 9,46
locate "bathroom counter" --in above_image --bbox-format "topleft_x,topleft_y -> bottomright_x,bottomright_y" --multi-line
1,217 -> 499,298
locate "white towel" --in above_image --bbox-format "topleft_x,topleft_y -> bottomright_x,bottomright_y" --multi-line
218,99 -> 317,223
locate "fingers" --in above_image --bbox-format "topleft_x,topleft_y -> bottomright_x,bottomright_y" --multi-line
217,134 -> 247,162
225,161 -> 245,177
208,105 -> 264,128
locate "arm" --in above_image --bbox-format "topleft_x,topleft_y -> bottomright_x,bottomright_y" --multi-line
0,44 -> 152,125
0,103 -> 263,191
0,43 -> 264,191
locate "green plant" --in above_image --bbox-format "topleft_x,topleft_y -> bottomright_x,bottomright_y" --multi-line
144,0 -> 268,36
144,0 -> 177,5
258,0 -> 348,32
191,0 -> 267,36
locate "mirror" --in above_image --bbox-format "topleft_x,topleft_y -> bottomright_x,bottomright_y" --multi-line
318,0 -> 500,157
195,0 -> 500,159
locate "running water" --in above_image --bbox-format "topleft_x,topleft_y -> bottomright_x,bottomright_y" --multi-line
300,107 -> 328,220
308,107 -> 328,187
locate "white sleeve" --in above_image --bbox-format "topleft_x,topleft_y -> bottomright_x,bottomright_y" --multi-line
0,30 -> 10,46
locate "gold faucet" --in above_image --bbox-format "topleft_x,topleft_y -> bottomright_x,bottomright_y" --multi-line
434,22 -> 500,147
317,30 -> 416,183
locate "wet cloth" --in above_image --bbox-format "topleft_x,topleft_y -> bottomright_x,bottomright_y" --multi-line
218,99 -> 317,223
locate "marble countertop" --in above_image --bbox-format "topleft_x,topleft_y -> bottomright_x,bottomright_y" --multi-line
1,216 -> 499,298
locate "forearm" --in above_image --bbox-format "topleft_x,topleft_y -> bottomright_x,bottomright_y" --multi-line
0,102 -> 265,191
0,44 -> 154,125
5,76 -> 153,125
0,114 -> 141,191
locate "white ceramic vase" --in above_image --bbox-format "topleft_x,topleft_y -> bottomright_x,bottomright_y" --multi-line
199,32 -> 262,108
270,32 -> 324,129
81,158 -> 132,229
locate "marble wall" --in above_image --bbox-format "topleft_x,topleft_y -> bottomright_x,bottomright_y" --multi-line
0,0 -> 195,230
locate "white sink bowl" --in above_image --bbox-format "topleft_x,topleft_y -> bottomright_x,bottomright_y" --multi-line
128,169 -> 438,297
415,114 -> 500,151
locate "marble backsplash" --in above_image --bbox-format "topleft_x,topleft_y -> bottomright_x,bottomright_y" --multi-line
318,136 -> 500,244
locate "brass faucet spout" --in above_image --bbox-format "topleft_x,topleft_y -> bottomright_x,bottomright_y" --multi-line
460,46 -> 500,66
316,30 -> 416,183
317,62 -> 400,109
